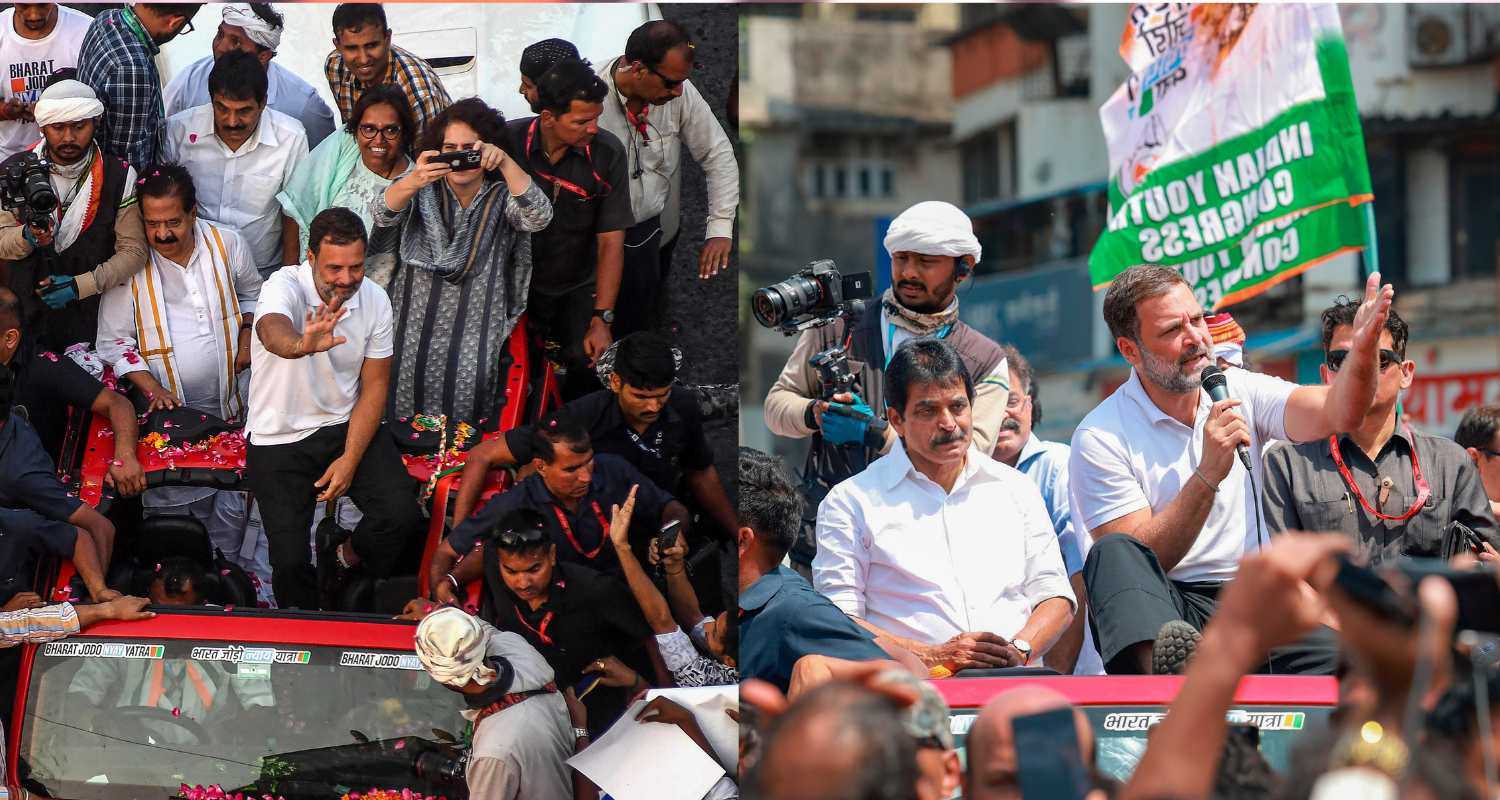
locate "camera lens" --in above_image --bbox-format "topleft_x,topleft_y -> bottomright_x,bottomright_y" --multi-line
752,274 -> 824,329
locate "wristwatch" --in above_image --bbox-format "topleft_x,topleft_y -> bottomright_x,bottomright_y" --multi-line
1011,639 -> 1032,664
591,308 -> 615,324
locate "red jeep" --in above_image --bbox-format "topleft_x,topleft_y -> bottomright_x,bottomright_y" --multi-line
933,672 -> 1339,781
6,320 -> 561,798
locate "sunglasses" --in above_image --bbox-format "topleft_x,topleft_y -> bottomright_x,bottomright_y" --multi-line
357,123 -> 403,141
491,524 -> 548,549
643,62 -> 689,90
1325,348 -> 1402,373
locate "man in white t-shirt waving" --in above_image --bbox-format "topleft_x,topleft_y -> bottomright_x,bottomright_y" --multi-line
245,206 -> 421,610
1071,265 -> 1393,675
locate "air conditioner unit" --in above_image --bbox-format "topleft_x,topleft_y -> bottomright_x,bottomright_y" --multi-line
1408,5 -> 1469,68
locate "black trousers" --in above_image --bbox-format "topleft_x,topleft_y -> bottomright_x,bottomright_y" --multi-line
1084,533 -> 1338,675
528,285 -> 603,402
615,216 -> 665,339
246,422 -> 423,610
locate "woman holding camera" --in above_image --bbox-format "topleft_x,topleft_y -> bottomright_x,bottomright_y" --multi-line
371,97 -> 552,430
277,85 -> 416,286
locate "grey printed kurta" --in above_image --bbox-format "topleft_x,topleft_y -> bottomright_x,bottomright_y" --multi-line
370,178 -> 552,428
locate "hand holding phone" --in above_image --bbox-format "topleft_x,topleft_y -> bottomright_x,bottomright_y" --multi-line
1012,707 -> 1091,800
654,520 -> 683,576
431,149 -> 483,171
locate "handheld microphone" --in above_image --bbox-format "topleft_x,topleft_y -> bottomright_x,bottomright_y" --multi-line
1200,365 -> 1253,471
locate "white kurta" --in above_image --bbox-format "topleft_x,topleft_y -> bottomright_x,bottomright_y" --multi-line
97,219 -> 262,419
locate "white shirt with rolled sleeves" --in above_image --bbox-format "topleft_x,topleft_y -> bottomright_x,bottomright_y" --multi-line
814,440 -> 1074,646
162,104 -> 309,276
1068,366 -> 1296,584
596,58 -> 739,241
246,262 -> 393,446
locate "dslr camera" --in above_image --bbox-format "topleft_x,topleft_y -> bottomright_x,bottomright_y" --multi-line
751,259 -> 873,334
0,151 -> 57,229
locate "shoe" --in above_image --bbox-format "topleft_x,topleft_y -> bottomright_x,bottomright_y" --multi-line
316,516 -> 354,610
1152,620 -> 1202,675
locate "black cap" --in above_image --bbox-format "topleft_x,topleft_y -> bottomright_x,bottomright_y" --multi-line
521,38 -> 580,81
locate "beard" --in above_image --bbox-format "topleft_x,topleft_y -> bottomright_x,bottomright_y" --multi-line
1138,343 -> 1203,394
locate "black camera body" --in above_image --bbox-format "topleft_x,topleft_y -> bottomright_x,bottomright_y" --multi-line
752,259 -> 873,334
0,151 -> 57,229
432,148 -> 483,171
810,346 -> 858,401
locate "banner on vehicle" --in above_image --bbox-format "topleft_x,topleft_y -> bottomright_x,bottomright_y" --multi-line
1090,3 -> 1374,309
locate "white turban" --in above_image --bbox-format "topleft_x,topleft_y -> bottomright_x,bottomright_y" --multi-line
222,4 -> 282,51
415,607 -> 498,688
883,200 -> 982,267
33,80 -> 103,128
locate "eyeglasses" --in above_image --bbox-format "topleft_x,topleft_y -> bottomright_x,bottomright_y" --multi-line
643,62 -> 689,90
1325,348 -> 1402,373
357,123 -> 404,141
178,18 -> 195,36
491,524 -> 548,550
1479,449 -> 1500,459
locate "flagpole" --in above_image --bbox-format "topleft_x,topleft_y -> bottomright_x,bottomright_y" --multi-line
1360,202 -> 1379,278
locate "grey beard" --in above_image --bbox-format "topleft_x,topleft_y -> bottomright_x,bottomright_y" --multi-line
1139,347 -> 1200,394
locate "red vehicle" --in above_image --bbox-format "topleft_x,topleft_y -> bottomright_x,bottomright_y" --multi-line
8,608 -> 471,798
933,672 -> 1339,781
7,320 -> 564,798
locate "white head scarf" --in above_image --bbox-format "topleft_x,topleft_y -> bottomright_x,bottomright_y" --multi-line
882,201 -> 982,267
221,4 -> 282,51
415,607 -> 498,688
33,80 -> 103,128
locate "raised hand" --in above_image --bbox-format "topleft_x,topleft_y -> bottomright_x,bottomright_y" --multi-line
299,298 -> 349,356
609,484 -> 639,551
1349,271 -> 1395,363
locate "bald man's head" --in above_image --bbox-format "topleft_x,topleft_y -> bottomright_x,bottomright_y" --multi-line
963,687 -> 1094,800
753,682 -> 920,800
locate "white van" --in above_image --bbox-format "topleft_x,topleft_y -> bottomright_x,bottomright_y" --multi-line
158,2 -> 661,122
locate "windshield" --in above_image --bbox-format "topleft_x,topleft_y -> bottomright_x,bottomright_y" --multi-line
17,638 -> 471,800
950,704 -> 1333,781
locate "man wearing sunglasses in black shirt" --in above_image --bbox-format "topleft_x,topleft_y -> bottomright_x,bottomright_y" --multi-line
1262,299 -> 1500,565
507,57 -> 633,401
477,506 -> 669,736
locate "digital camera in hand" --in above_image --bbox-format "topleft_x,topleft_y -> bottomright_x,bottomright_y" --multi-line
0,151 -> 56,227
432,149 -> 483,171
752,259 -> 872,334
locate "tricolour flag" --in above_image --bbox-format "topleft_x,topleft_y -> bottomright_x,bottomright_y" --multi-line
1090,3 -> 1374,309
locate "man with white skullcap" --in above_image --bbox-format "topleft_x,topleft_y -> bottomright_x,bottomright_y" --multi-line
763,200 -> 1011,571
414,607 -> 578,800
163,3 -> 337,148
0,77 -> 148,353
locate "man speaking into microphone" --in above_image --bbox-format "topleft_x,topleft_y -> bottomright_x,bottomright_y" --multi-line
1069,265 -> 1394,676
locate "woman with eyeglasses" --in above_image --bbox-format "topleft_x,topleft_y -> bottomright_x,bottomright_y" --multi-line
277,84 -> 416,287
370,96 -> 553,431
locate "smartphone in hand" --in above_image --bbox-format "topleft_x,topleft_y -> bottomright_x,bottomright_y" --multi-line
1012,707 -> 1091,800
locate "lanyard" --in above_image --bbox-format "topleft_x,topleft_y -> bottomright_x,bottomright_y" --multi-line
526,119 -> 611,201
513,606 -> 556,646
474,683 -> 558,725
624,101 -> 650,142
1327,419 -> 1431,522
883,319 -> 953,367
553,500 -> 610,559
625,425 -> 665,459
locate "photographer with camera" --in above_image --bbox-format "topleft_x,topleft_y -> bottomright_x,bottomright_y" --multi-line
0,78 -> 148,352
761,201 -> 1011,568
412,607 -> 576,800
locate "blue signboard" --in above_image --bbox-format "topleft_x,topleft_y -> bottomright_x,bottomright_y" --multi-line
958,261 -> 1095,371
874,216 -> 893,297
